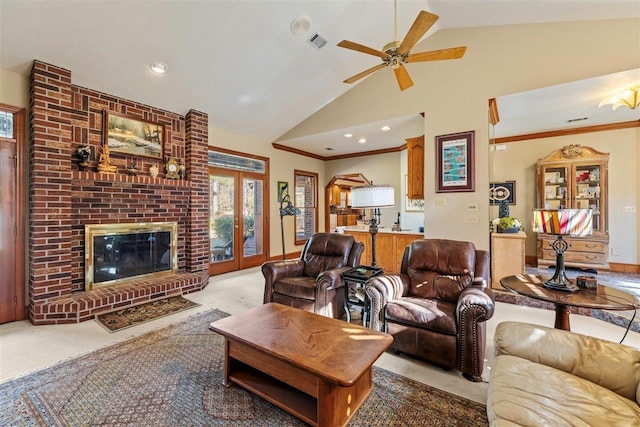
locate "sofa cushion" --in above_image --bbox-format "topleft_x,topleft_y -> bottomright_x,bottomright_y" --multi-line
488,354 -> 640,426
273,276 -> 316,300
385,297 -> 456,335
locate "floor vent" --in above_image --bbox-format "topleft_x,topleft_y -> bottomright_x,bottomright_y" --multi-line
307,32 -> 328,50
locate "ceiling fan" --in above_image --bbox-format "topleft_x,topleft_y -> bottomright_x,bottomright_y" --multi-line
337,2 -> 467,91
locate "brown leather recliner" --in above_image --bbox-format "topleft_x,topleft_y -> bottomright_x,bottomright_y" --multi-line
262,233 -> 364,319
366,239 -> 494,382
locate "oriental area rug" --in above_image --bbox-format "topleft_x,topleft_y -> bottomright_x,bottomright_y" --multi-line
0,309 -> 488,426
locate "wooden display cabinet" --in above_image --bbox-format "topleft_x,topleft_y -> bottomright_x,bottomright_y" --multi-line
536,145 -> 609,271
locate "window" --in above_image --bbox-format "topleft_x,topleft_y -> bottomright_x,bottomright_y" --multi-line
294,170 -> 318,245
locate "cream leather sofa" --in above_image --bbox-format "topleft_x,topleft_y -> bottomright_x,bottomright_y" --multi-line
488,321 -> 640,426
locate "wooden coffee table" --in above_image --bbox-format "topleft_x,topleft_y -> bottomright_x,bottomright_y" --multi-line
500,274 -> 640,331
209,302 -> 393,427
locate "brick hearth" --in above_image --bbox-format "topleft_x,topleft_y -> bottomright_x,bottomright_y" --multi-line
29,61 -> 210,324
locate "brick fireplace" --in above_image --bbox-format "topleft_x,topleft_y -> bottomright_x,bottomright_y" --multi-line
29,61 -> 210,325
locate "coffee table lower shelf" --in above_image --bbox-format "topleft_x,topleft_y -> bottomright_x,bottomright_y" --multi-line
229,363 -> 317,425
224,338 -> 373,426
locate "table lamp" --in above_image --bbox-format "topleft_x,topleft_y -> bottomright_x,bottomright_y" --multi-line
531,208 -> 593,291
350,184 -> 395,267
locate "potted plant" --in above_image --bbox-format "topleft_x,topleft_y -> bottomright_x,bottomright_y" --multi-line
493,217 -> 523,233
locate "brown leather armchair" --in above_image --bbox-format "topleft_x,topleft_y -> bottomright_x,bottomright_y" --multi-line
262,233 -> 364,319
366,239 -> 494,381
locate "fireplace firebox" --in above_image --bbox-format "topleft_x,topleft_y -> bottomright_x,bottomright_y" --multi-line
85,222 -> 178,291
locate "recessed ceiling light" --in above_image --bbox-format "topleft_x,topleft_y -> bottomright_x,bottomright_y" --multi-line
150,62 -> 168,74
381,125 -> 391,131
358,138 -> 366,144
344,133 -> 353,138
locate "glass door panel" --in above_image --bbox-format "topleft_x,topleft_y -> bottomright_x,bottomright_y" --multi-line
574,164 -> 602,232
210,172 -> 237,271
541,166 -> 569,209
242,177 -> 263,258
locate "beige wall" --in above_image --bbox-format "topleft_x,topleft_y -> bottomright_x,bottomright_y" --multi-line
279,18 -> 640,256
0,68 -> 29,108
491,128 -> 639,265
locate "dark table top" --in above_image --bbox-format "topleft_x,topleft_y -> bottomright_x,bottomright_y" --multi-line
500,274 -> 640,311
343,265 -> 384,282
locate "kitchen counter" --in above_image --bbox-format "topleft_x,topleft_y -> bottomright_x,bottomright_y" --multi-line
340,228 -> 424,273
340,226 -> 424,235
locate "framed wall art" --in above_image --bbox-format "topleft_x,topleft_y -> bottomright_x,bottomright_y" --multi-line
435,130 -> 475,193
103,111 -> 164,159
277,181 -> 289,202
489,181 -> 516,205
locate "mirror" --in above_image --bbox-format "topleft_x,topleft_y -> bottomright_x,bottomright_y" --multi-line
489,68 -> 640,270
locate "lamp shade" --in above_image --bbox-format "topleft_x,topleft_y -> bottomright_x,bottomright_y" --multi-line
531,209 -> 593,236
350,185 -> 395,208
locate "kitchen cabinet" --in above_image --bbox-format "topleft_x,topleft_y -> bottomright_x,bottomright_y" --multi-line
536,145 -> 609,270
406,135 -> 424,200
342,230 -> 422,273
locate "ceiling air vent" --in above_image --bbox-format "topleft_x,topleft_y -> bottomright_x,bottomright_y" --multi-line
566,117 -> 589,123
307,32 -> 328,50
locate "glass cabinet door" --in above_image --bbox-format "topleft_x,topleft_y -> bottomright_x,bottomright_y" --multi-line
574,163 -> 602,232
541,165 -> 569,209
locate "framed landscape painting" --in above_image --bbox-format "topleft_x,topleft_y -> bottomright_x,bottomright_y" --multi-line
435,130 -> 475,193
104,111 -> 163,159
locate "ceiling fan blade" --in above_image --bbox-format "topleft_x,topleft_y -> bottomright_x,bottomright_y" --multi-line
393,64 -> 414,91
344,63 -> 387,84
398,11 -> 439,56
405,46 -> 467,63
337,40 -> 391,60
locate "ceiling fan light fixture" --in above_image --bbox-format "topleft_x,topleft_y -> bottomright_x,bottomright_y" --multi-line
599,86 -> 640,110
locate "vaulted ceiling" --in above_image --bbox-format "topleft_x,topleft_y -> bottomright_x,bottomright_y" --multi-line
1,0 -> 638,156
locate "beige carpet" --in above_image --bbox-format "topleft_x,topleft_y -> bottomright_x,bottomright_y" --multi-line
2,309 -> 488,426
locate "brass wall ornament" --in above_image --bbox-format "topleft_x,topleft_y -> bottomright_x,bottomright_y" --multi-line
165,157 -> 180,179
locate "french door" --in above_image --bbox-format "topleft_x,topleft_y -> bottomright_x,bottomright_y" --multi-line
209,167 -> 267,275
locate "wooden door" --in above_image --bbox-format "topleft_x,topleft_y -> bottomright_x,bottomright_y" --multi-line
209,168 -> 267,275
0,105 -> 25,323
